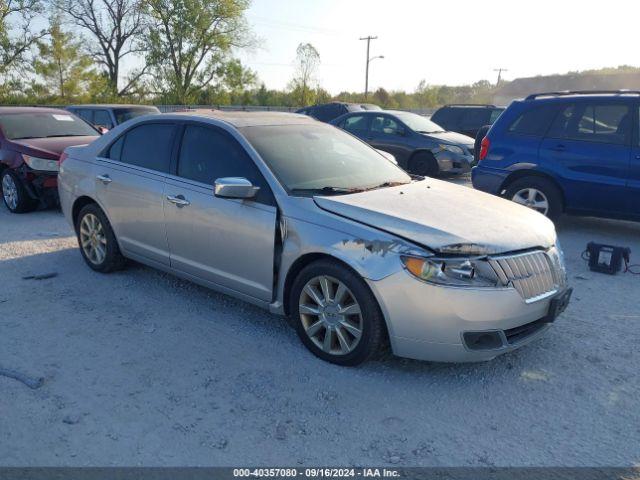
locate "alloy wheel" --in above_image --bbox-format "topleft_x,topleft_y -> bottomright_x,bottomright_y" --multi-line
79,213 -> 107,265
2,173 -> 18,210
298,275 -> 363,356
512,188 -> 549,215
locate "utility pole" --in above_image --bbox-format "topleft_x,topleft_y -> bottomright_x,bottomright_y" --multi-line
494,68 -> 508,86
360,35 -> 381,98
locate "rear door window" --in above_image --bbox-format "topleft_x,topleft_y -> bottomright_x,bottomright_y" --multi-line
548,103 -> 630,145
177,125 -> 273,205
371,115 -> 402,135
460,109 -> 491,129
116,123 -> 177,173
342,115 -> 369,134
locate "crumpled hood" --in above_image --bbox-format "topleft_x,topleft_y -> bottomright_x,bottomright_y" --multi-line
11,136 -> 98,157
313,180 -> 556,255
423,130 -> 474,146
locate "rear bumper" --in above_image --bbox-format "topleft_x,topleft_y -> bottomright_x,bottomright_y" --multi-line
366,269 -> 570,363
471,165 -> 509,194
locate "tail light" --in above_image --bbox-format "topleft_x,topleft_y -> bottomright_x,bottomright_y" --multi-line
479,136 -> 490,161
58,152 -> 69,166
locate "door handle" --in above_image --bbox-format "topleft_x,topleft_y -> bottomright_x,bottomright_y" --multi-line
551,144 -> 566,152
635,154 -> 640,160
96,174 -> 112,184
166,195 -> 190,207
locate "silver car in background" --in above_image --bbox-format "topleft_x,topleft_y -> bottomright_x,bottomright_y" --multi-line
58,111 -> 571,366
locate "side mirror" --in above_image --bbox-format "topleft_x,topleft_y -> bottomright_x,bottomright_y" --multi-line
214,177 -> 260,199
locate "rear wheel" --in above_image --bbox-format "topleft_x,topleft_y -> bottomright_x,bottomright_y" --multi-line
504,177 -> 563,221
76,203 -> 126,273
409,151 -> 439,177
1,169 -> 37,213
289,260 -> 386,366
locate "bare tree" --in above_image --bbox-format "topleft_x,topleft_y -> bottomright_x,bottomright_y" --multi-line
290,42 -> 320,106
58,0 -> 146,95
0,0 -> 47,75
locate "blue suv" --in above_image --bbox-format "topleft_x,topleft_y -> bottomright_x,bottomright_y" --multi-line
472,91 -> 639,222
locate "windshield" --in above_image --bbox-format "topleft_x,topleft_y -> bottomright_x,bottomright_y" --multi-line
0,112 -> 98,140
393,112 -> 444,133
114,106 -> 160,125
241,124 -> 411,194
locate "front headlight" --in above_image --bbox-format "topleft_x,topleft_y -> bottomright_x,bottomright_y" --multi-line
437,144 -> 464,155
401,255 -> 499,287
22,154 -> 59,172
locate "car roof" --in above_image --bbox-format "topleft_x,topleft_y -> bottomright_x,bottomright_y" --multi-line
67,104 -> 159,109
0,106 -> 70,114
524,90 -> 640,101
168,110 -> 320,128
440,104 -> 501,109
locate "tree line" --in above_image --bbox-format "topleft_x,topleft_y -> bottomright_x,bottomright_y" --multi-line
0,0 -> 499,108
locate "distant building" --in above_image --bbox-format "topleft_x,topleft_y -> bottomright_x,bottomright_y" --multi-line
493,71 -> 640,105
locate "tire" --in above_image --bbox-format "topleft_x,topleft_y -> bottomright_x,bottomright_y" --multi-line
1,169 -> 37,213
75,203 -> 126,273
504,176 -> 563,221
289,259 -> 387,366
408,151 -> 439,177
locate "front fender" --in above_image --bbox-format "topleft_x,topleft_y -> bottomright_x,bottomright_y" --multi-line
274,215 -> 427,309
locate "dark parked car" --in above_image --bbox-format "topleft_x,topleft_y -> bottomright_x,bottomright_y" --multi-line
296,102 -> 381,123
0,107 -> 99,213
67,104 -> 160,132
331,110 -> 474,176
431,104 -> 505,139
472,90 -> 640,222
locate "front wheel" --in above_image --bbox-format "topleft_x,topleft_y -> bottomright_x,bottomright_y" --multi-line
409,151 -> 439,177
1,169 -> 37,213
76,203 -> 126,273
289,260 -> 387,366
504,177 -> 563,221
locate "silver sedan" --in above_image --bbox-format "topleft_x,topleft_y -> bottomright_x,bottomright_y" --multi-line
58,111 -> 571,366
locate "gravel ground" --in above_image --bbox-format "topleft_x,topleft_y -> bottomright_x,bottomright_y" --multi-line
1,177 -> 640,467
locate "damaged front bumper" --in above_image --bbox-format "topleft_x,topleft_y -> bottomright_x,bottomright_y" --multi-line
366,267 -> 570,363
434,151 -> 473,174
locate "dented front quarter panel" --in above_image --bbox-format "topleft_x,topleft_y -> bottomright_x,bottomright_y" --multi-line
273,196 -> 429,311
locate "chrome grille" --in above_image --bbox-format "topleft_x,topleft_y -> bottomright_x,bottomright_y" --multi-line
489,249 -> 564,302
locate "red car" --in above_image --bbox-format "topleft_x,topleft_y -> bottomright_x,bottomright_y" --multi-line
0,107 -> 99,213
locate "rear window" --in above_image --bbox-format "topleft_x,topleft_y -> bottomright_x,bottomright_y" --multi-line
459,109 -> 492,129
508,105 -> 559,136
0,112 -> 98,140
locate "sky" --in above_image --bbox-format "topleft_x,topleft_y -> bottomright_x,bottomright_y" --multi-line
236,0 -> 639,94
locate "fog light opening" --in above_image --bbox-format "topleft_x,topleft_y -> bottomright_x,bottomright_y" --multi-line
463,331 -> 504,351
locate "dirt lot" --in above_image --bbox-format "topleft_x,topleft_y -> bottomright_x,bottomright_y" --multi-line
1,177 -> 640,467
